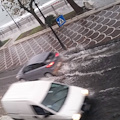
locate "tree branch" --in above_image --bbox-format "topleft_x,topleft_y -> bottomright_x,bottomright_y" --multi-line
29,0 -> 34,10
17,0 -> 31,13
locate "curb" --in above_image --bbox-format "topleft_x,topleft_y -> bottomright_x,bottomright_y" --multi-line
0,39 -> 12,50
5,1 -> 120,47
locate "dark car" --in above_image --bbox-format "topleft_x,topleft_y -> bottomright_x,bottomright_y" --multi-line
16,52 -> 62,81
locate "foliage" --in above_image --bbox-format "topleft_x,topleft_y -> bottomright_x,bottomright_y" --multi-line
1,0 -> 83,26
16,26 -> 44,40
1,0 -> 45,26
1,0 -> 26,16
16,11 -> 76,41
64,11 -> 76,20
45,15 -> 56,26
0,39 -> 9,47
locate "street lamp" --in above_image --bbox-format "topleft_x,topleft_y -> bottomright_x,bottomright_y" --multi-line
1,4 -> 20,29
34,1 -> 67,50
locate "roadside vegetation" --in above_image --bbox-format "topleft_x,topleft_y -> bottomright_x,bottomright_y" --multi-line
1,0 -> 83,27
16,26 -> 44,40
16,11 -> 76,41
2,0 -> 87,41
0,39 -> 9,48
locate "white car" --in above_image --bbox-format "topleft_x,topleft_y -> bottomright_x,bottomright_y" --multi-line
1,80 -> 91,120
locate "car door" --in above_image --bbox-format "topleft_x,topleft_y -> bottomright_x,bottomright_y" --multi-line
31,105 -> 67,120
23,63 -> 46,80
23,65 -> 35,80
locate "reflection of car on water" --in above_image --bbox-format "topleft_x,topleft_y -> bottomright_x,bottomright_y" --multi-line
1,80 -> 91,120
16,52 -> 62,81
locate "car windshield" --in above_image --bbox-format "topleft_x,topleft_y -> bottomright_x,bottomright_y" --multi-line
42,83 -> 69,112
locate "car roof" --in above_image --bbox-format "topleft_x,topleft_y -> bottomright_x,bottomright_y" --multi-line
27,52 -> 51,65
1,80 -> 53,102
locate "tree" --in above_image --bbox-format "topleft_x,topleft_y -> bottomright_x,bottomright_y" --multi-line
1,0 -> 45,27
66,0 -> 84,14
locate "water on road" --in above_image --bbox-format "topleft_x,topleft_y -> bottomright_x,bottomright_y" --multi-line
57,41 -> 120,120
0,41 -> 120,120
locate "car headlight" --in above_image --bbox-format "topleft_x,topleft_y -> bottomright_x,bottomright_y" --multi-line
81,89 -> 89,95
72,114 -> 81,120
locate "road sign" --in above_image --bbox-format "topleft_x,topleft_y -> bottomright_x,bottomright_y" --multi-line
56,15 -> 66,27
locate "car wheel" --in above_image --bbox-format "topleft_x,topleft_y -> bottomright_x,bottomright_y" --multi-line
45,73 -> 53,77
82,103 -> 91,112
81,97 -> 91,112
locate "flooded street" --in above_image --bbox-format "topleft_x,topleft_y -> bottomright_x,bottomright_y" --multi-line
1,0 -> 120,119
1,41 -> 120,120
55,41 -> 120,120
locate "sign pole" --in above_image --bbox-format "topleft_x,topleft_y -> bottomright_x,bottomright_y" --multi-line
49,25 -> 67,50
34,2 -> 67,50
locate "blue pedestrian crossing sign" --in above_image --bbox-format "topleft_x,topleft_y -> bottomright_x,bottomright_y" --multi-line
56,15 -> 66,27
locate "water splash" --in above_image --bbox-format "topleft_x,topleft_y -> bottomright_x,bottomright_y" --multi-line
59,63 -> 71,73
99,87 -> 120,93
62,66 -> 120,77
62,42 -> 120,63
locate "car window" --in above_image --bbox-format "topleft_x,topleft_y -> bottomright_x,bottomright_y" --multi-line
23,63 -> 46,73
42,83 -> 69,112
23,65 -> 32,73
45,53 -> 55,63
31,63 -> 46,69
32,105 -> 49,115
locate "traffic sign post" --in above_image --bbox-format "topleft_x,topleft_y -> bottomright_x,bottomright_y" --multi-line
56,15 -> 66,27
34,2 -> 67,50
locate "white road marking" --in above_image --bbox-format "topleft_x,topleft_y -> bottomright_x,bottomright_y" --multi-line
0,74 -> 16,80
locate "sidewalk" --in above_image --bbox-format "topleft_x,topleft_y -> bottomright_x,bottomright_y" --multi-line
0,0 -> 119,48
13,0 -> 120,45
0,0 -> 75,47
0,0 -> 120,71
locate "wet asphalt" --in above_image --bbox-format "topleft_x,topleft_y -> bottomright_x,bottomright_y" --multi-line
0,40 -> 120,120
56,41 -> 120,120
1,1 -> 120,120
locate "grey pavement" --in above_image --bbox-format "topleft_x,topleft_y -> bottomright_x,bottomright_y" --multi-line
0,0 -> 118,45
1,0 -> 120,118
0,0 -> 76,45
1,1 -> 120,72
